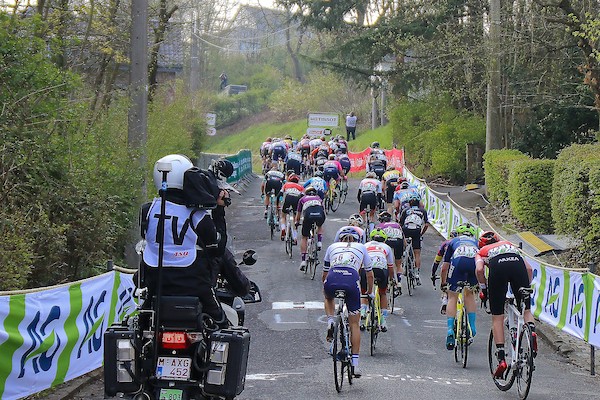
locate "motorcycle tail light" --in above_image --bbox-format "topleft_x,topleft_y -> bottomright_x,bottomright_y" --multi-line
161,331 -> 189,349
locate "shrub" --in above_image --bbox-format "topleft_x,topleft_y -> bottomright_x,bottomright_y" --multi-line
551,143 -> 600,263
483,149 -> 530,203
507,159 -> 555,232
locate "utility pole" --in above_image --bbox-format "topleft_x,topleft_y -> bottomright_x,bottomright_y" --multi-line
126,0 -> 148,267
486,0 -> 503,151
190,13 -> 200,92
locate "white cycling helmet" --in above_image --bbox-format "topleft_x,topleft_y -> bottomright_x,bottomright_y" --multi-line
348,213 -> 364,227
366,171 -> 377,179
338,227 -> 360,242
153,154 -> 193,191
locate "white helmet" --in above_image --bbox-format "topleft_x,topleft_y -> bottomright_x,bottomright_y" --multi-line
348,213 -> 364,227
153,154 -> 193,191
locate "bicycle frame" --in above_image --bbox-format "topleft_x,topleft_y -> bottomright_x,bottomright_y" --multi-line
333,290 -> 353,392
363,283 -> 382,356
454,281 -> 473,368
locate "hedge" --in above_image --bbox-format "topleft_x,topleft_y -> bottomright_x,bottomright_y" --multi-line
483,149 -> 530,203
551,143 -> 600,262
507,159 -> 555,232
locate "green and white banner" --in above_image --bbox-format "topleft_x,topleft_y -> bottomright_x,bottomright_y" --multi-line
0,272 -> 135,400
225,149 -> 253,183
406,166 -> 599,348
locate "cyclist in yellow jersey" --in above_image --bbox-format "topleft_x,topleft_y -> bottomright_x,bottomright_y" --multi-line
382,166 -> 402,213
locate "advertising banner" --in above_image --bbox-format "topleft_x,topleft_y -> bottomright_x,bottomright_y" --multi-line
307,113 -> 339,127
347,148 -> 405,173
0,272 -> 136,400
225,150 -> 253,183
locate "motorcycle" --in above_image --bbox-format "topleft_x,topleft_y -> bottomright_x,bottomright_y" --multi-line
104,249 -> 262,400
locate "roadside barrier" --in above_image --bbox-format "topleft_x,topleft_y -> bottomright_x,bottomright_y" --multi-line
404,167 -> 598,374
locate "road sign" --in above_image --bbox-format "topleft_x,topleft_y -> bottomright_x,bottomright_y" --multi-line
207,127 -> 216,136
308,113 -> 339,127
206,113 -> 216,126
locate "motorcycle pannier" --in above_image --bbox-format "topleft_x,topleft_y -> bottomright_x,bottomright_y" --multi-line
203,327 -> 251,398
104,325 -> 139,396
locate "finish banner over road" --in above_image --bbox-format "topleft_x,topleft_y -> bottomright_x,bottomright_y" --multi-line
0,272 -> 136,400
404,166 -> 600,349
348,148 -> 404,173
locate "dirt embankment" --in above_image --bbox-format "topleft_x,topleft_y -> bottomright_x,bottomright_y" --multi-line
217,109 -> 279,136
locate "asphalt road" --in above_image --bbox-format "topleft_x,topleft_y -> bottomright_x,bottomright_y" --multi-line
59,177 -> 600,400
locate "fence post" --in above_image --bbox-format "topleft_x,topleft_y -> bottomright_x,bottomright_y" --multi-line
107,259 -> 114,271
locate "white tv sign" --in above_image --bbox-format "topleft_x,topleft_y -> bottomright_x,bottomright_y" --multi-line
206,113 -> 216,127
308,113 -> 339,127
306,127 -> 332,137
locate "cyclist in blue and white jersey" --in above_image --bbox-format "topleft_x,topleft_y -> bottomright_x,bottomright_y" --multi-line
323,227 -> 374,378
304,170 -> 329,200
439,223 -> 479,350
285,148 -> 303,175
261,166 -> 285,218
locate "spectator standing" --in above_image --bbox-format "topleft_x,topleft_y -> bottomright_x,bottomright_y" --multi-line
219,71 -> 228,90
346,112 -> 357,141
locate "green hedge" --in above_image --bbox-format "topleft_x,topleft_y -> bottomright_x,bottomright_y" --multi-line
551,144 -> 600,262
507,159 -> 555,232
483,149 -> 530,203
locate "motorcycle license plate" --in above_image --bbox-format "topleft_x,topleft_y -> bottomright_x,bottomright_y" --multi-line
156,357 -> 191,381
159,388 -> 183,400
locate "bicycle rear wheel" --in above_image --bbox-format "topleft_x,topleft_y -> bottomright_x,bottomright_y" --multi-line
403,256 -> 413,296
488,328 -> 516,391
330,185 -> 341,212
333,319 -> 344,392
388,280 -> 396,314
370,299 -> 379,356
339,182 -> 347,204
269,208 -> 276,240
285,223 -> 293,258
516,324 -> 534,400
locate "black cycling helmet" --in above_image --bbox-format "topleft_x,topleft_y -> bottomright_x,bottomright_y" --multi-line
378,211 -> 392,223
372,141 -> 380,148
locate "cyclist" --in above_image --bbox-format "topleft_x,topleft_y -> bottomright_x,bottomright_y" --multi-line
382,165 -> 402,213
398,195 -> 429,285
311,142 -> 331,162
475,231 -> 537,378
357,171 -> 382,232
260,137 -> 273,171
298,134 -> 311,158
271,138 -> 288,168
337,135 -> 348,154
439,223 -> 479,350
393,181 -> 420,216
304,170 -> 329,200
337,152 -> 351,176
278,173 -> 304,242
285,148 -> 303,175
375,211 -> 405,291
322,154 -> 344,185
283,134 -> 294,148
360,228 -> 395,332
431,230 -> 458,315
323,227 -> 374,378
333,214 -> 366,243
261,166 -> 285,219
295,186 -> 326,271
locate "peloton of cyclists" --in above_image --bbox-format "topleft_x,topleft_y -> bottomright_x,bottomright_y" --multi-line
475,230 -> 537,378
323,227 -> 374,378
295,186 -> 326,271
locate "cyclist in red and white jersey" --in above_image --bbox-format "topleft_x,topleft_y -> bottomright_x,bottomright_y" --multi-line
278,174 -> 304,242
475,231 -> 537,378
323,227 -> 373,378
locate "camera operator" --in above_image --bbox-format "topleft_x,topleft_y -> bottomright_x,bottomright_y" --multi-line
210,159 -> 235,252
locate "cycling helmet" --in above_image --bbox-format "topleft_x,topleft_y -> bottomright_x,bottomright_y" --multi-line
386,165 -> 396,171
241,249 -> 257,265
215,159 -> 234,178
478,231 -> 500,248
371,141 -> 380,148
378,211 -> 392,223
400,181 -> 410,189
305,186 -> 317,196
266,137 -> 272,142
455,223 -> 477,237
328,154 -> 336,160
153,154 -> 193,191
366,171 -> 377,179
348,213 -> 364,227
284,134 -> 292,140
339,227 -> 360,242
315,170 -> 324,177
370,228 -> 388,242
288,173 -> 299,183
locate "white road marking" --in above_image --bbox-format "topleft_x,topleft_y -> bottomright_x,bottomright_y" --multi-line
274,313 -> 307,324
246,373 -> 304,381
402,317 -> 412,327
361,374 -> 471,385
273,301 -> 324,309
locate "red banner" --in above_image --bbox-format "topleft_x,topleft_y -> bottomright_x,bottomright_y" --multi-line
348,148 -> 404,173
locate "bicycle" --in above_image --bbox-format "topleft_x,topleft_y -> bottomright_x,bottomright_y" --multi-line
402,238 -> 417,296
266,190 -> 279,240
488,287 -> 535,400
453,280 -> 474,368
324,179 -> 340,214
331,290 -> 353,392
387,277 -> 400,315
305,222 -> 319,280
364,204 -> 373,238
363,282 -> 382,356
339,178 -> 348,204
283,208 -> 295,259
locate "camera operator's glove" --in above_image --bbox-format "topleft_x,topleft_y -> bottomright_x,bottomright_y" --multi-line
440,282 -> 449,293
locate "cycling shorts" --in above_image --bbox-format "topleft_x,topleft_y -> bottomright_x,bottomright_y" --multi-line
323,168 -> 339,182
272,148 -> 286,161
324,267 -> 361,314
385,181 -> 398,204
360,268 -> 388,293
301,206 -> 325,237
265,179 -> 283,196
339,158 -> 351,174
402,227 -> 422,250
359,191 -> 378,212
385,238 -> 404,261
488,254 -> 531,315
446,256 -> 477,292
286,159 -> 302,175
282,194 -> 302,213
